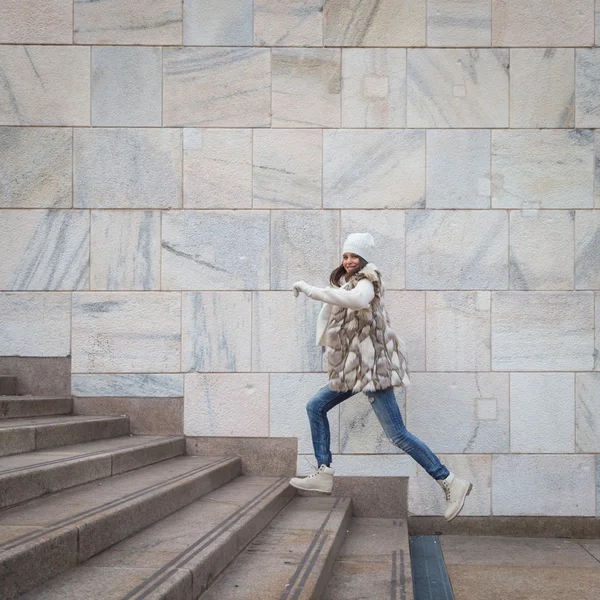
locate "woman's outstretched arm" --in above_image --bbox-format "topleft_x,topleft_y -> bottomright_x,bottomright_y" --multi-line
293,278 -> 374,310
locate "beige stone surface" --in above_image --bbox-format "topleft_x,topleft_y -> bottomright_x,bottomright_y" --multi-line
254,0 -> 323,46
428,0 -> 491,46
0,0 -> 72,43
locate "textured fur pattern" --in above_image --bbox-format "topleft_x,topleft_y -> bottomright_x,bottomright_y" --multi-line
325,263 -> 411,393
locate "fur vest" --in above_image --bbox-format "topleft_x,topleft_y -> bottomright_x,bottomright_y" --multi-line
325,263 -> 411,393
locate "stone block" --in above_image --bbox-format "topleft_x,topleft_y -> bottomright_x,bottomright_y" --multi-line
510,48 -> 575,128
183,129 -> 252,209
253,129 -> 322,209
90,211 -> 160,291
75,0 -> 182,44
492,0 -> 594,46
270,373 -> 334,454
406,210 -> 508,290
408,454 -> 491,516
492,291 -> 594,371
163,47 -> 270,127
510,373 -> 575,453
341,49 -> 406,127
426,129 -> 491,209
0,0 -> 73,43
576,211 -> 600,290
297,454 -> 416,477
252,293 -> 322,372
576,373 -> 600,452
0,357 -> 71,396
492,455 -> 595,516
271,210 -> 339,290
406,373 -> 509,453
74,128 -> 182,209
324,129 -> 425,209
510,210 -> 574,290
0,127 -> 71,208
427,0 -> 491,46
407,49 -> 509,127
272,48 -> 341,128
184,0 -> 252,45
162,210 -> 270,290
72,293 -> 181,373
0,293 -> 71,357
426,292 -> 491,371
324,0 -> 425,46
184,373 -> 269,436
0,46 -> 90,126
0,210 -> 89,291
71,375 -> 184,398
91,47 -> 162,127
254,0 -> 323,46
182,292 -> 251,372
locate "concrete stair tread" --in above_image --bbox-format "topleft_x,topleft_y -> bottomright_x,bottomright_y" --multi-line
0,396 -> 71,400
324,517 -> 414,600
1,455 -> 242,599
0,415 -> 127,429
200,495 -> 352,600
16,474 -> 292,600
0,397 -> 72,419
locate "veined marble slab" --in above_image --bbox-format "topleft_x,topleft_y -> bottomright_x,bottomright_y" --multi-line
163,47 -> 270,127
0,127 -> 72,208
253,129 -> 322,209
427,0 -> 491,47
254,0 -> 323,46
184,0 -> 252,45
182,291 -> 251,372
162,210 -> 270,290
323,0 -> 425,46
324,129 -> 425,209
0,292 -> 70,357
491,291 -> 594,371
296,454 -> 416,477
272,48 -> 341,128
184,373 -> 269,436
72,292 -> 181,373
0,210 -> 89,291
576,49 -> 600,128
90,211 -> 161,291
407,48 -> 509,128
0,45 -> 90,126
75,0 -> 182,44
341,48 -> 406,128
0,0 -> 72,44
491,130 -> 594,209
576,211 -> 600,290
576,373 -> 600,452
74,128 -> 182,209
183,129 -> 252,209
72,374 -> 184,398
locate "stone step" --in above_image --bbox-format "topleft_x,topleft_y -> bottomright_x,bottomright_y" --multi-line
0,455 -> 241,599
0,397 -> 72,420
0,377 -> 17,396
16,474 -> 293,600
324,518 -> 414,600
0,415 -> 131,458
0,435 -> 185,509
200,496 -> 352,600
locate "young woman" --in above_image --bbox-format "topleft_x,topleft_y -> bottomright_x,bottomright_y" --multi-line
289,232 -> 473,522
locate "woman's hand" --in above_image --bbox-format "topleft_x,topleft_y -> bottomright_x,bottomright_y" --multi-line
292,280 -> 310,297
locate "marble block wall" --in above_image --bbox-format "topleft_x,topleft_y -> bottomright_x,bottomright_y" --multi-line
1,0 -> 600,519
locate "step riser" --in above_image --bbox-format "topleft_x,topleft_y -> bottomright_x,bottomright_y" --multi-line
0,438 -> 185,509
0,377 -> 17,396
0,418 -> 130,458
0,398 -> 72,419
0,458 -> 242,600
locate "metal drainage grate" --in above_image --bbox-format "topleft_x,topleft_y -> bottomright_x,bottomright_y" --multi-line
409,536 -> 454,600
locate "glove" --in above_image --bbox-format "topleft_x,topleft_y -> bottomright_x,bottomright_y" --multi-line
292,280 -> 311,297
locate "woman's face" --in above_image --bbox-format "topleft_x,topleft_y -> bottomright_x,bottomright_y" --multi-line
343,252 -> 361,273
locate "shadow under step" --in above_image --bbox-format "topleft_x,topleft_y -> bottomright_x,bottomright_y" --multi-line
324,517 -> 414,600
0,415 -> 131,458
200,495 -> 352,600
0,435 -> 185,509
0,455 -> 241,599
0,397 -> 72,420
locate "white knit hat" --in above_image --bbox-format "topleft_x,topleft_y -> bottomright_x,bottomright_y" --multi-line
342,232 -> 375,264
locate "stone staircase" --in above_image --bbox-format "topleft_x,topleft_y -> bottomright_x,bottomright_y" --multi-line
0,393 -> 413,599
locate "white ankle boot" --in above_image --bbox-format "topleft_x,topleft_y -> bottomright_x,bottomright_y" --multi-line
289,464 -> 334,493
437,472 -> 473,521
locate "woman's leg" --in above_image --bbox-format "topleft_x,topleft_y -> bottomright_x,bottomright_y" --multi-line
367,387 -> 450,480
306,384 -> 355,467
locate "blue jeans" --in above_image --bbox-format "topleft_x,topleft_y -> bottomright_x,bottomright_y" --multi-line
306,384 -> 450,480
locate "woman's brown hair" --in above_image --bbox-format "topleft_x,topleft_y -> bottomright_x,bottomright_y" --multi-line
329,255 -> 369,288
